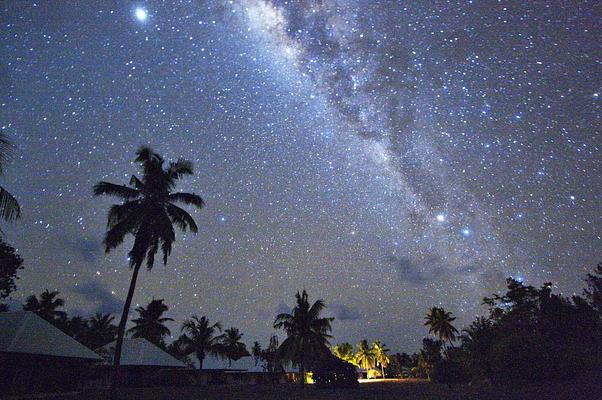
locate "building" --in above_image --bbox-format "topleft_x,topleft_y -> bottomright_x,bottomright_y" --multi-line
0,311 -> 102,394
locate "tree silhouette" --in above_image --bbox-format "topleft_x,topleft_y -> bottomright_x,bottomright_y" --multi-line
83,313 -> 117,349
372,340 -> 390,379
584,263 -> 602,314
221,327 -> 250,367
0,238 -> 23,310
354,339 -> 376,372
0,132 -> 20,223
23,289 -> 67,323
333,342 -> 355,364
273,290 -> 334,387
251,341 -> 262,367
179,315 -> 223,370
424,307 -> 459,345
93,146 -> 204,368
127,299 -> 173,347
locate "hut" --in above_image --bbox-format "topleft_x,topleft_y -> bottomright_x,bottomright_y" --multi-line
0,311 -> 102,394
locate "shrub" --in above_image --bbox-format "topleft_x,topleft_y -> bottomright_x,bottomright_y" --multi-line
312,355 -> 358,387
431,359 -> 469,384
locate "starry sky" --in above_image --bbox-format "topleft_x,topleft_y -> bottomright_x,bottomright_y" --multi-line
1,1 -> 600,353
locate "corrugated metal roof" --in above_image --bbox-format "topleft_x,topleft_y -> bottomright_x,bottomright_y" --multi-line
101,338 -> 187,367
0,311 -> 102,360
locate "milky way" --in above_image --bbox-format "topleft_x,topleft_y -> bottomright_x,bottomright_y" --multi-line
1,1 -> 600,353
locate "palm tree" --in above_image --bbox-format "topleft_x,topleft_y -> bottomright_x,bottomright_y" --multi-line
0,132 -> 20,223
221,327 -> 250,367
179,315 -> 223,369
424,307 -> 459,346
273,290 -> 334,387
127,299 -> 173,347
333,342 -> 355,364
372,341 -> 390,379
93,146 -> 204,368
85,313 -> 117,349
251,341 -> 262,367
355,339 -> 376,372
23,289 -> 66,323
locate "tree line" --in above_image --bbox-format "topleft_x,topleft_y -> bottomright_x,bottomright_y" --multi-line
1,142 -> 601,387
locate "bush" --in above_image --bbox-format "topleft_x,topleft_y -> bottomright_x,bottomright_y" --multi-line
312,355 -> 358,388
431,359 -> 469,384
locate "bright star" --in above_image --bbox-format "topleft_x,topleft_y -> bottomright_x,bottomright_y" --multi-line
461,228 -> 471,236
135,7 -> 148,22
436,214 -> 446,222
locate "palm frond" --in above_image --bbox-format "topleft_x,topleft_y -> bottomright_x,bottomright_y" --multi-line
93,181 -> 140,199
0,132 -> 12,175
167,159 -> 194,180
168,192 -> 204,210
167,203 -> 198,233
0,185 -> 20,221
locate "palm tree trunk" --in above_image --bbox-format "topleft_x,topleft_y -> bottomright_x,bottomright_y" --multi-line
300,361 -> 305,388
198,353 -> 204,370
113,263 -> 142,368
381,364 -> 385,379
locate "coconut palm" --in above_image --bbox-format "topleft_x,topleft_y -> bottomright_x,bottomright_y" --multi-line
23,289 -> 66,323
127,299 -> 173,347
179,315 -> 223,369
424,307 -> 459,345
221,327 -> 250,367
372,340 -> 390,379
251,341 -> 262,367
85,313 -> 117,349
0,132 -> 20,223
333,342 -> 355,364
93,146 -> 204,368
355,339 -> 376,372
273,290 -> 334,387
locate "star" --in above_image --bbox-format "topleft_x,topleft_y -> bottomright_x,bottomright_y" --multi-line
134,7 -> 148,22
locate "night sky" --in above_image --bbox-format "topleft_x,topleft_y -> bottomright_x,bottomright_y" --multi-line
1,1 -> 600,353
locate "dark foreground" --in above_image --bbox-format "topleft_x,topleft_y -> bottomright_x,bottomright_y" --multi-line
9,378 -> 602,400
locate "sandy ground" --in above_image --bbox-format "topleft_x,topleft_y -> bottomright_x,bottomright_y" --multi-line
9,378 -> 602,400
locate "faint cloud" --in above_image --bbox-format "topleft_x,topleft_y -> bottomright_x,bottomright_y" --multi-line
71,280 -> 123,315
329,303 -> 361,321
62,235 -> 102,263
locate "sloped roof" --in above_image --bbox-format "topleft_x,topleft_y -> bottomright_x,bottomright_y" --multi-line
0,311 -> 102,360
101,338 -> 186,367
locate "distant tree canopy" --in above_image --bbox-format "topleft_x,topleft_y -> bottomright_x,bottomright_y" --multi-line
128,298 -> 174,348
0,238 -> 23,310
23,289 -> 67,323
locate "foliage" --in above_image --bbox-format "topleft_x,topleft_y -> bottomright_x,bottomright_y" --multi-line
256,334 -> 284,372
0,132 -> 21,223
584,263 -> 602,314
81,313 -> 118,349
166,335 -> 194,367
333,342 -> 356,365
274,290 -> 334,384
311,353 -> 358,387
251,341 -> 262,366
424,307 -> 459,345
128,299 -> 173,347
179,315 -> 223,369
384,352 -> 412,377
23,289 -> 67,323
221,327 -> 250,367
354,339 -> 375,371
372,340 -> 390,378
461,274 -> 602,383
431,358 -> 470,384
94,146 -> 203,368
0,238 -> 23,307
